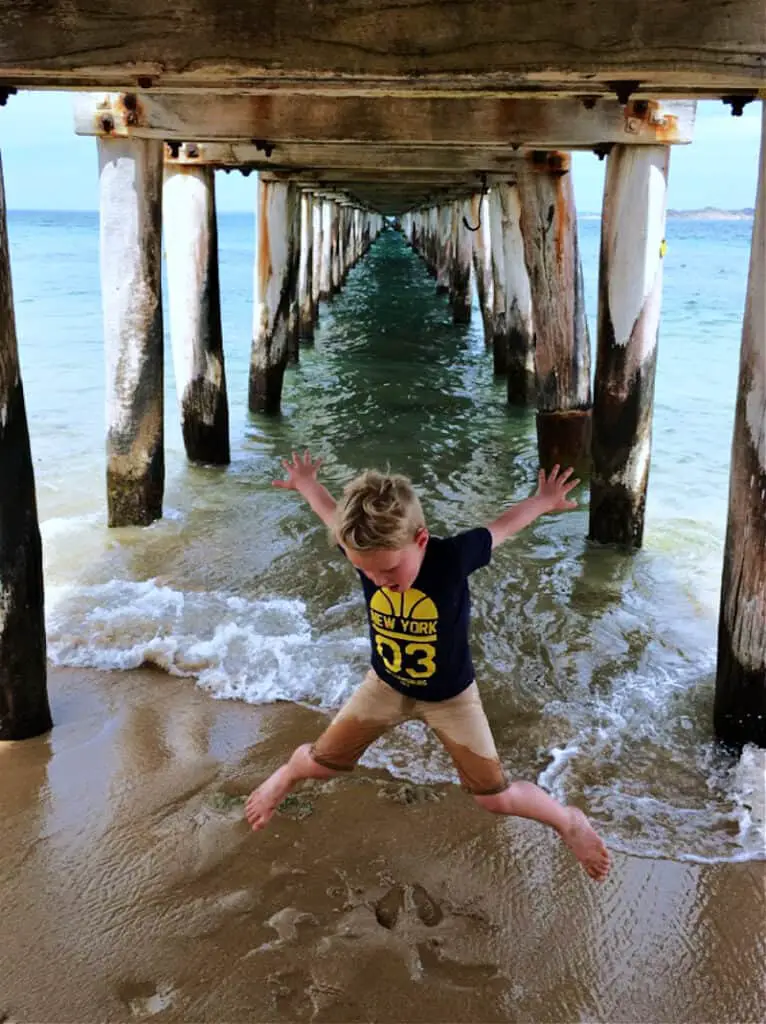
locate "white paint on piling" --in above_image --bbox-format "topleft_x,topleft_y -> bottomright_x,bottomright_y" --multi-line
498,182 -> 534,342
605,147 -> 669,348
98,135 -> 164,506
163,165 -> 222,413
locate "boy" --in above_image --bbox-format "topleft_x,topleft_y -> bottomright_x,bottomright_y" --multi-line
246,451 -> 610,881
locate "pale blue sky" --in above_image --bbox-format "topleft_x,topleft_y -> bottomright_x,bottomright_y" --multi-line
0,91 -> 761,213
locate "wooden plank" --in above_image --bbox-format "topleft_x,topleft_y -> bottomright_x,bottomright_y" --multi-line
2,1 -> 764,92
589,145 -> 670,548
715,103 -> 766,749
0,151 -> 50,742
75,94 -> 696,147
163,165 -> 230,465
99,136 -> 165,526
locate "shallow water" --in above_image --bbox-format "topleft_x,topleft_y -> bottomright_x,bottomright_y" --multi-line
7,210 -> 765,864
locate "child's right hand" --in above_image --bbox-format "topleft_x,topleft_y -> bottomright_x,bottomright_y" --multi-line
273,450 -> 323,492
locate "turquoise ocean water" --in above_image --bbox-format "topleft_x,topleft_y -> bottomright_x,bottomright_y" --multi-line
6,207 -> 764,863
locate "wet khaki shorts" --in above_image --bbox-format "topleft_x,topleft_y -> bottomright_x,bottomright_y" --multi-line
311,670 -> 507,795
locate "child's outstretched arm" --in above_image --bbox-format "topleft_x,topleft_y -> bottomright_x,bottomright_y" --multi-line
487,464 -> 579,549
273,450 -> 337,528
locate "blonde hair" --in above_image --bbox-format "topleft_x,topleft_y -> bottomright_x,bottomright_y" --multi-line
334,470 -> 425,551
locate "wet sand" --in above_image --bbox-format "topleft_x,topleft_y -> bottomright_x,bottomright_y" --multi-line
1,667 -> 764,1024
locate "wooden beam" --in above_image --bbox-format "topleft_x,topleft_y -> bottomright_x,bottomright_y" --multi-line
2,1 -> 765,94
74,94 -> 696,147
166,142 -> 528,174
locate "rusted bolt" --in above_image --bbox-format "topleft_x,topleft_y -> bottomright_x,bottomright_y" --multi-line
607,80 -> 641,105
100,114 -> 115,133
252,138 -> 275,158
137,76 -> 153,90
186,144 -> 199,158
593,142 -> 614,161
722,94 -> 756,116
625,117 -> 641,134
0,86 -> 18,107
121,92 -> 140,127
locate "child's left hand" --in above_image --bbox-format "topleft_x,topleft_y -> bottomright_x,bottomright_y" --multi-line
536,464 -> 579,512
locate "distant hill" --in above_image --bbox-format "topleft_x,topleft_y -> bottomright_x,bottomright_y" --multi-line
666,207 -> 754,220
581,207 -> 754,221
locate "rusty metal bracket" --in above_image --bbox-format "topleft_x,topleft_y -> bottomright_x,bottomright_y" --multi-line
462,174 -> 488,232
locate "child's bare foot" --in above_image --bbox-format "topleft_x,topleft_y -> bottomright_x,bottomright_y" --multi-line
560,807 -> 611,881
245,766 -> 293,832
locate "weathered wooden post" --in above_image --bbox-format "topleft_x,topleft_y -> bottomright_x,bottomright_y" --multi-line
248,177 -> 300,414
99,136 -> 164,526
488,187 -> 508,375
470,193 -> 494,344
330,202 -> 342,294
435,204 -> 452,293
589,145 -> 670,547
497,181 -> 536,405
298,192 -> 315,342
450,198 -> 472,324
518,152 -> 591,469
163,164 -> 229,466
311,194 -> 323,310
715,104 -> 766,750
0,153 -> 51,742
354,209 -> 363,264
426,207 -> 438,277
319,200 -> 333,301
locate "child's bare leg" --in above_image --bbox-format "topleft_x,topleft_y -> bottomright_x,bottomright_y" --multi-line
245,744 -> 339,832
474,782 -> 611,881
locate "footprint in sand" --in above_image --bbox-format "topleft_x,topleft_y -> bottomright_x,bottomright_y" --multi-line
416,941 -> 500,988
117,981 -> 176,1019
374,883 -> 443,929
411,883 -> 443,927
374,884 -> 405,929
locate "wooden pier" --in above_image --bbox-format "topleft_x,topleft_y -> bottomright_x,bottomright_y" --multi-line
0,1 -> 764,748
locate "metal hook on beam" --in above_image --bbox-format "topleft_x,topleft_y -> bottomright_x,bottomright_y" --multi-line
463,175 -> 489,232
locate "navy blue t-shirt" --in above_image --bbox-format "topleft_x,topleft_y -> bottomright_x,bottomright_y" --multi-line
356,527 -> 492,701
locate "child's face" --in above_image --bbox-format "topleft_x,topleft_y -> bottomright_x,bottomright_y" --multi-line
347,528 -> 429,592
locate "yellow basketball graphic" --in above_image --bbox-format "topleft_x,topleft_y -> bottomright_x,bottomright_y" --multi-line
370,587 -> 437,620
